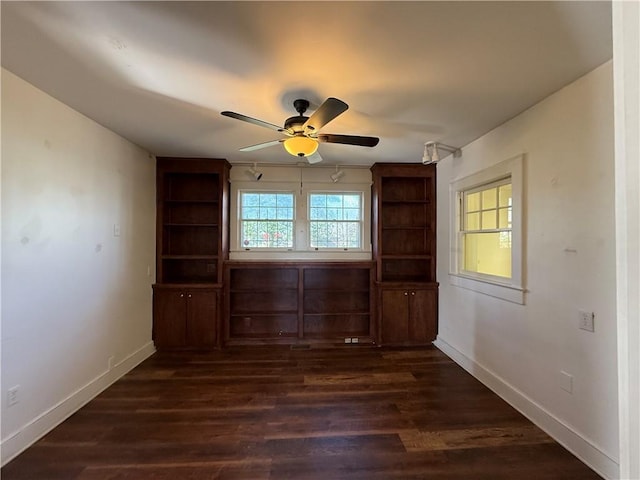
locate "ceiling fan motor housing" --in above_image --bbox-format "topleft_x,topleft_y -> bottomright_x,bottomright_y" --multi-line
284,99 -> 311,132
284,115 -> 309,132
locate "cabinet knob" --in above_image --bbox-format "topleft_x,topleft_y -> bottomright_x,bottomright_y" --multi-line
180,293 -> 184,298
411,292 -> 415,296
188,294 -> 192,298
404,292 -> 408,296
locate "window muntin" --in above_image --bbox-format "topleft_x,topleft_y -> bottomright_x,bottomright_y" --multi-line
309,192 -> 362,249
461,178 -> 512,278
239,192 -> 294,248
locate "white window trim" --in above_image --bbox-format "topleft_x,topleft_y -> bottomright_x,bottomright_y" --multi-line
230,179 -> 372,261
449,154 -> 525,304
238,190 -> 296,250
307,189 -> 365,252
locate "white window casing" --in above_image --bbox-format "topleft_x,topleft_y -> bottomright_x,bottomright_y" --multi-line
229,167 -> 372,261
449,154 -> 525,304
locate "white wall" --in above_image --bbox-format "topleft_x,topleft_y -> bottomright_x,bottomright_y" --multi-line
1,69 -> 156,464
435,61 -> 618,478
613,2 -> 640,478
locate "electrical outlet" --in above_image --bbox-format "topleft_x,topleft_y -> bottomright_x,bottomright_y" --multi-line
7,385 -> 20,406
108,356 -> 115,370
578,310 -> 595,332
113,224 -> 121,237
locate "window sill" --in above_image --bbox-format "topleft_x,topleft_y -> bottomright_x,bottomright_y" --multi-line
230,250 -> 373,262
449,273 -> 525,304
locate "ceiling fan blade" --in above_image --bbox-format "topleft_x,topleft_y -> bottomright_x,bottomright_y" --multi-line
306,151 -> 324,164
317,134 -> 380,147
221,111 -> 284,132
303,97 -> 348,133
239,139 -> 283,152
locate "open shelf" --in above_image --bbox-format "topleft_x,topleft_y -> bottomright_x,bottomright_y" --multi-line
153,158 -> 230,350
371,163 -> 439,345
224,262 -> 374,344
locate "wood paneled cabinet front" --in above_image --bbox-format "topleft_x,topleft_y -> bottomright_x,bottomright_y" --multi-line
379,284 -> 437,345
153,285 -> 219,349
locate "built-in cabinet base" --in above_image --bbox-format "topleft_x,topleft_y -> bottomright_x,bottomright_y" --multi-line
378,283 -> 438,345
153,285 -> 220,349
224,261 -> 375,346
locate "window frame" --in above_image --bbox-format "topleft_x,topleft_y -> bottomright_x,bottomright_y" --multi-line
238,190 -> 296,250
229,174 -> 372,261
307,191 -> 364,251
449,154 -> 525,304
460,176 -> 513,281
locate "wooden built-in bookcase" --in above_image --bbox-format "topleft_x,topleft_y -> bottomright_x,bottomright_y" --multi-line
224,262 -> 375,345
152,159 -> 437,349
371,163 -> 438,345
153,157 -> 230,349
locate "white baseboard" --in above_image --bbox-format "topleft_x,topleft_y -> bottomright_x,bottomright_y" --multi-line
1,341 -> 156,466
433,336 -> 619,480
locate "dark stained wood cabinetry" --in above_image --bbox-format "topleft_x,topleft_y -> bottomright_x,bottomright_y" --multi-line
227,265 -> 299,341
152,160 -> 437,349
379,284 -> 438,345
224,262 -> 375,345
303,266 -> 372,340
371,163 -> 438,345
153,158 -> 230,349
153,285 -> 218,348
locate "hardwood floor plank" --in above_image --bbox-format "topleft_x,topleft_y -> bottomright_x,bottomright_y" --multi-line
1,346 -> 602,480
399,425 -> 554,451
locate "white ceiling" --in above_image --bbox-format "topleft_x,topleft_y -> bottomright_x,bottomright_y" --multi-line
1,1 -> 612,166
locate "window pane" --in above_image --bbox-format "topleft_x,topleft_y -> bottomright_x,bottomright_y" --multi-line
499,184 -> 512,207
261,194 -> 276,207
498,207 -> 511,229
466,192 -> 481,212
482,210 -> 497,230
259,207 -> 275,220
310,207 -> 325,220
482,187 -> 497,209
243,193 -> 260,206
463,232 -> 511,278
242,207 -> 259,220
327,208 -> 340,220
277,193 -> 293,207
466,212 -> 480,230
344,208 -> 361,220
310,195 -> 326,208
343,195 -> 360,208
277,208 -> 292,220
327,195 -> 343,207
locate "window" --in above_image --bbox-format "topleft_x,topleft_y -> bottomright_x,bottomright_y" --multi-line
461,179 -> 512,278
309,192 -> 362,249
229,166 -> 372,261
449,154 -> 524,304
239,192 -> 294,248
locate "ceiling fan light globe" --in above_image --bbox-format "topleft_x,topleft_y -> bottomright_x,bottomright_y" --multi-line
283,136 -> 318,157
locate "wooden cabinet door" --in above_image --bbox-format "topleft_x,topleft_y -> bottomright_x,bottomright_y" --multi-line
380,289 -> 410,344
153,289 -> 187,348
186,289 -> 217,348
408,289 -> 438,343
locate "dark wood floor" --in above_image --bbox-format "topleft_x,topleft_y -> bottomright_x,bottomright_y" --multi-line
2,346 -> 601,479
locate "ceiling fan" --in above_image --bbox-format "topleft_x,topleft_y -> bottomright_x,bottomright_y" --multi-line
221,97 -> 379,164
